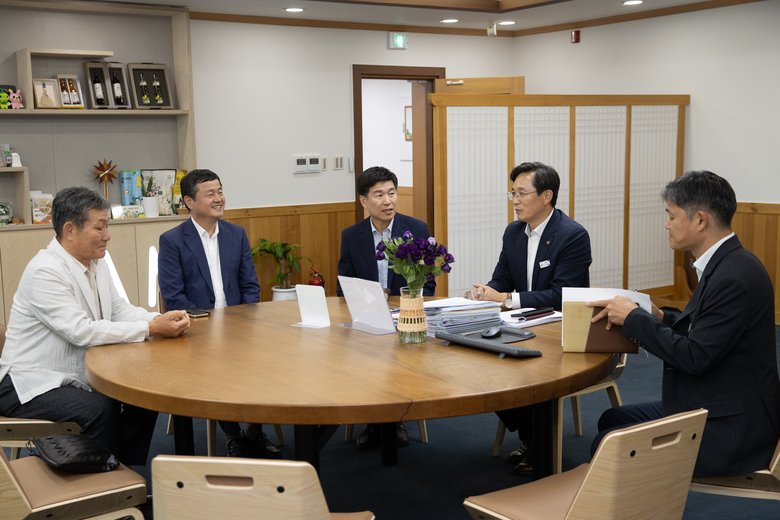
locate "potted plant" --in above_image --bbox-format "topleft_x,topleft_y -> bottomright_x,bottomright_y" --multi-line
251,238 -> 311,301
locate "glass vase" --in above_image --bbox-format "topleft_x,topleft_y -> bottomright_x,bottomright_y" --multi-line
397,286 -> 427,343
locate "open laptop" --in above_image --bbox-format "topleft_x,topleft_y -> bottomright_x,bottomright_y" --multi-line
337,275 -> 397,335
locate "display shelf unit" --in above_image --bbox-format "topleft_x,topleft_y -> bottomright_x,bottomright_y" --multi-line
1,0 -> 197,171
0,167 -> 31,225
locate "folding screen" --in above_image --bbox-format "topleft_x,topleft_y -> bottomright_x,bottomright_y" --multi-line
431,94 -> 689,297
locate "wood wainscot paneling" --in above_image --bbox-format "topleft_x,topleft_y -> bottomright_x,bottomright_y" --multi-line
223,202 -> 355,301
668,202 -> 780,323
397,186 -> 414,217
732,202 -> 780,323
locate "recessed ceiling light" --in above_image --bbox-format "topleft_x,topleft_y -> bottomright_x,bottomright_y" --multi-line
498,21 -> 516,26
284,8 -> 304,13
440,19 -> 459,24
623,1 -> 642,5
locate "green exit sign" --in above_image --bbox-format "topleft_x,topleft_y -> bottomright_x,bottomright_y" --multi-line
387,32 -> 408,50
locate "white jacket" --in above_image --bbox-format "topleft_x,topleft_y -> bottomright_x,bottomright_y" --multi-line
0,237 -> 157,404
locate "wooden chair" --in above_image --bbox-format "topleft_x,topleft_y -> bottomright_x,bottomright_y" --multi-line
345,421 -> 429,443
152,455 -> 375,519
157,291 -> 286,454
0,446 -> 147,520
0,323 -> 81,461
493,353 -> 627,473
689,438 -> 780,501
465,408 -> 708,520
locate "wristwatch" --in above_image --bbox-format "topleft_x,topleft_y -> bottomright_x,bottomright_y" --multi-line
504,292 -> 514,309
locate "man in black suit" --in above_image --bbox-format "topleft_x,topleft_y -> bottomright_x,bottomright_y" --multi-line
589,170 -> 780,478
337,166 -> 435,450
472,162 -> 592,475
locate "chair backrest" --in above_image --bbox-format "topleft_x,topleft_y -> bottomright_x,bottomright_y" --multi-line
0,323 -> 6,356
770,437 -> 780,480
0,448 -> 32,519
157,290 -> 168,314
152,455 -> 332,520
567,408 -> 708,520
604,353 -> 627,382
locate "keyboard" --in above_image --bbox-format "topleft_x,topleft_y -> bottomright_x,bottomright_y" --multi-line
434,332 -> 542,358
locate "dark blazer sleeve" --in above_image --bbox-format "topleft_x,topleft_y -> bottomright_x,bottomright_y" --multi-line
158,227 -> 197,310
486,223 -> 521,295
336,227 -> 356,297
235,226 -> 261,304
623,263 -> 752,377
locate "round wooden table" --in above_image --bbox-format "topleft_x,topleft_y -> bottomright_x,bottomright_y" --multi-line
85,298 -> 616,475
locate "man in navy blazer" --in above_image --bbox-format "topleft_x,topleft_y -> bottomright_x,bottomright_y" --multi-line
337,166 -> 434,450
472,162 -> 592,475
589,171 -> 780,478
158,169 -> 281,460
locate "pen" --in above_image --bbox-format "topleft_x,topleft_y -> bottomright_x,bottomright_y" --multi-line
511,307 -> 554,319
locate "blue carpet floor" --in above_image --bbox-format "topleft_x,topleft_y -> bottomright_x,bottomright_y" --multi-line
6,324 -> 780,519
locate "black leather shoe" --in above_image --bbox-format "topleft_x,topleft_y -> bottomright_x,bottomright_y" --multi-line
514,450 -> 533,476
243,430 -> 282,459
507,442 -> 531,464
226,436 -> 251,458
396,422 -> 410,447
356,424 -> 380,451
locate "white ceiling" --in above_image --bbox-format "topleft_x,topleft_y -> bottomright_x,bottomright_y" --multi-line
114,0 -> 708,31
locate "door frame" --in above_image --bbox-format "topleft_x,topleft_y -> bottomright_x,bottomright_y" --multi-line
352,64 -> 446,227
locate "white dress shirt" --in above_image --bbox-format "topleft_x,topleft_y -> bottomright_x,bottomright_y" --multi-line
370,217 -> 394,290
0,237 -> 157,404
191,217 -> 227,309
693,233 -> 735,281
510,209 -> 554,308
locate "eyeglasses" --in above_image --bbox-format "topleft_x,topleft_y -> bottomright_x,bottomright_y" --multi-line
507,190 -> 539,201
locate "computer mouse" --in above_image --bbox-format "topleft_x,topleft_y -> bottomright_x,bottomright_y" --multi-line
481,326 -> 502,339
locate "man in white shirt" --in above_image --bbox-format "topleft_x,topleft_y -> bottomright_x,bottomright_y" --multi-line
471,162 -> 592,475
588,171 -> 780,478
158,169 -> 280,459
0,187 -> 190,465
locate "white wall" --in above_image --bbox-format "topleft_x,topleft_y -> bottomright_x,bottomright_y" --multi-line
191,1 -> 780,208
190,22 -> 515,208
361,79 -> 412,187
512,1 -> 780,203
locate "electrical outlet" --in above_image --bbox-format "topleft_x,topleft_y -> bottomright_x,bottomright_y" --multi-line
333,155 -> 344,170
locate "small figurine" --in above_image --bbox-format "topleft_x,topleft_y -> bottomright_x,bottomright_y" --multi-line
9,89 -> 24,109
0,90 -> 8,109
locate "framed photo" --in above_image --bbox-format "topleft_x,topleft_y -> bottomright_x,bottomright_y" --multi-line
32,79 -> 61,109
127,63 -> 174,109
55,74 -> 85,109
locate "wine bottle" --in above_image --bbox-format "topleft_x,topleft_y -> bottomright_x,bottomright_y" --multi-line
111,72 -> 124,105
59,78 -> 71,105
139,73 -> 150,105
152,73 -> 163,105
92,71 -> 105,106
67,78 -> 81,105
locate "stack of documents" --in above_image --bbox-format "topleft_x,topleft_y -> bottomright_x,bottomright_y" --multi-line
421,298 -> 502,337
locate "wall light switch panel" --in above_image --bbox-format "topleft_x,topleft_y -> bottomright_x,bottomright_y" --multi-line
333,156 -> 344,170
321,157 -> 327,171
307,156 -> 321,172
292,155 -> 308,173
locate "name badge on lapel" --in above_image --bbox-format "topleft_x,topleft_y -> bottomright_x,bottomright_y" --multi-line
539,260 -> 551,269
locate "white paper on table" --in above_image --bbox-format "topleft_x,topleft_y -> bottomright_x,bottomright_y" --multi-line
421,297 -> 501,310
501,309 -> 562,328
292,284 -> 330,329
337,275 -> 397,335
561,287 -> 652,345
